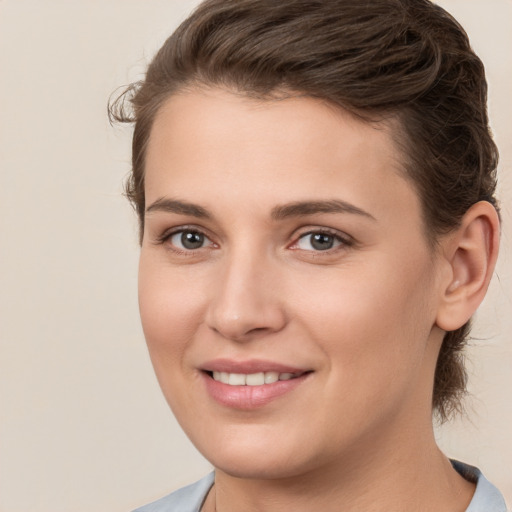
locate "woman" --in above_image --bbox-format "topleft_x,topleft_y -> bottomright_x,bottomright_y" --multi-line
111,0 -> 507,510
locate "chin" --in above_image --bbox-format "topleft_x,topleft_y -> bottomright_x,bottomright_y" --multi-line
211,453 -> 309,481
191,425 -> 329,481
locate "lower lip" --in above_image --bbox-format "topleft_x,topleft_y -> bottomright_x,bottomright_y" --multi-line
202,372 -> 310,409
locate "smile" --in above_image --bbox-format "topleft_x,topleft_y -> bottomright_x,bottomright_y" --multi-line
211,371 -> 300,386
201,361 -> 312,409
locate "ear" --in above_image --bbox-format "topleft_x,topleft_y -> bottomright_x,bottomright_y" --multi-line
435,201 -> 500,332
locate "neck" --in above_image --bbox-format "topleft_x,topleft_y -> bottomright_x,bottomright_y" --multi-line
205,420 -> 474,512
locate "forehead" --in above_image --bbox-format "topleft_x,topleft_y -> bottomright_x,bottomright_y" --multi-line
150,87 -> 398,144
144,87 -> 422,229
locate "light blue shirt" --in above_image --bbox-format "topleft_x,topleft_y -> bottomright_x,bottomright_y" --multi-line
133,461 -> 508,512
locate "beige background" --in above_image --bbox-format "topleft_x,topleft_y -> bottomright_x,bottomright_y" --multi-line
0,1 -> 510,511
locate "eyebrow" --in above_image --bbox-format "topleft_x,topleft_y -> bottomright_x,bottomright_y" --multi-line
270,200 -> 376,221
145,198 -> 212,218
145,197 -> 375,222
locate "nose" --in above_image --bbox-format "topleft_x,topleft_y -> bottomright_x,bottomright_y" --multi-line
205,250 -> 287,342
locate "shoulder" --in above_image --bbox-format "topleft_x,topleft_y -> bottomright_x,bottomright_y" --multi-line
132,473 -> 215,512
130,465 -> 509,512
451,460 -> 508,512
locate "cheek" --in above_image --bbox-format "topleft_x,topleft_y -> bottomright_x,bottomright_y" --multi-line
137,254 -> 206,372
292,255 -> 437,388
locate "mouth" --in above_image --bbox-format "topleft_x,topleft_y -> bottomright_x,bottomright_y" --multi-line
200,361 -> 312,409
207,370 -> 306,386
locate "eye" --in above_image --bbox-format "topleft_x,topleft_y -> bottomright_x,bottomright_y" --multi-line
169,230 -> 213,250
295,231 -> 347,251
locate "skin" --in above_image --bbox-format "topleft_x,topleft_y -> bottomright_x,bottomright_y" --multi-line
138,88 -> 487,511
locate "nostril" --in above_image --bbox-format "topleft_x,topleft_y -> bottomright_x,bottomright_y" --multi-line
249,327 -> 269,334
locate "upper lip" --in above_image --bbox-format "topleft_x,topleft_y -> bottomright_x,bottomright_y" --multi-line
200,358 -> 309,375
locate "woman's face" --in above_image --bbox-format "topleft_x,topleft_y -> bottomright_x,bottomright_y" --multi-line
139,88 -> 446,479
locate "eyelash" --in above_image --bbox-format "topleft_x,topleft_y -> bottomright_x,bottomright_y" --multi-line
154,226 -> 353,255
290,228 -> 353,253
155,226 -> 216,254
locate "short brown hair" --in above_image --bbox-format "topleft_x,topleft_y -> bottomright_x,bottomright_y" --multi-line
110,0 -> 499,422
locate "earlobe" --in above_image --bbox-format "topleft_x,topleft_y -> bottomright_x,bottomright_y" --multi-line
435,201 -> 500,332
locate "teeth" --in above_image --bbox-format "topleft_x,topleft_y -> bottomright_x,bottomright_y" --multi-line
228,373 -> 246,385
264,371 -> 279,384
213,371 -> 230,384
246,372 -> 265,386
212,371 -> 299,386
